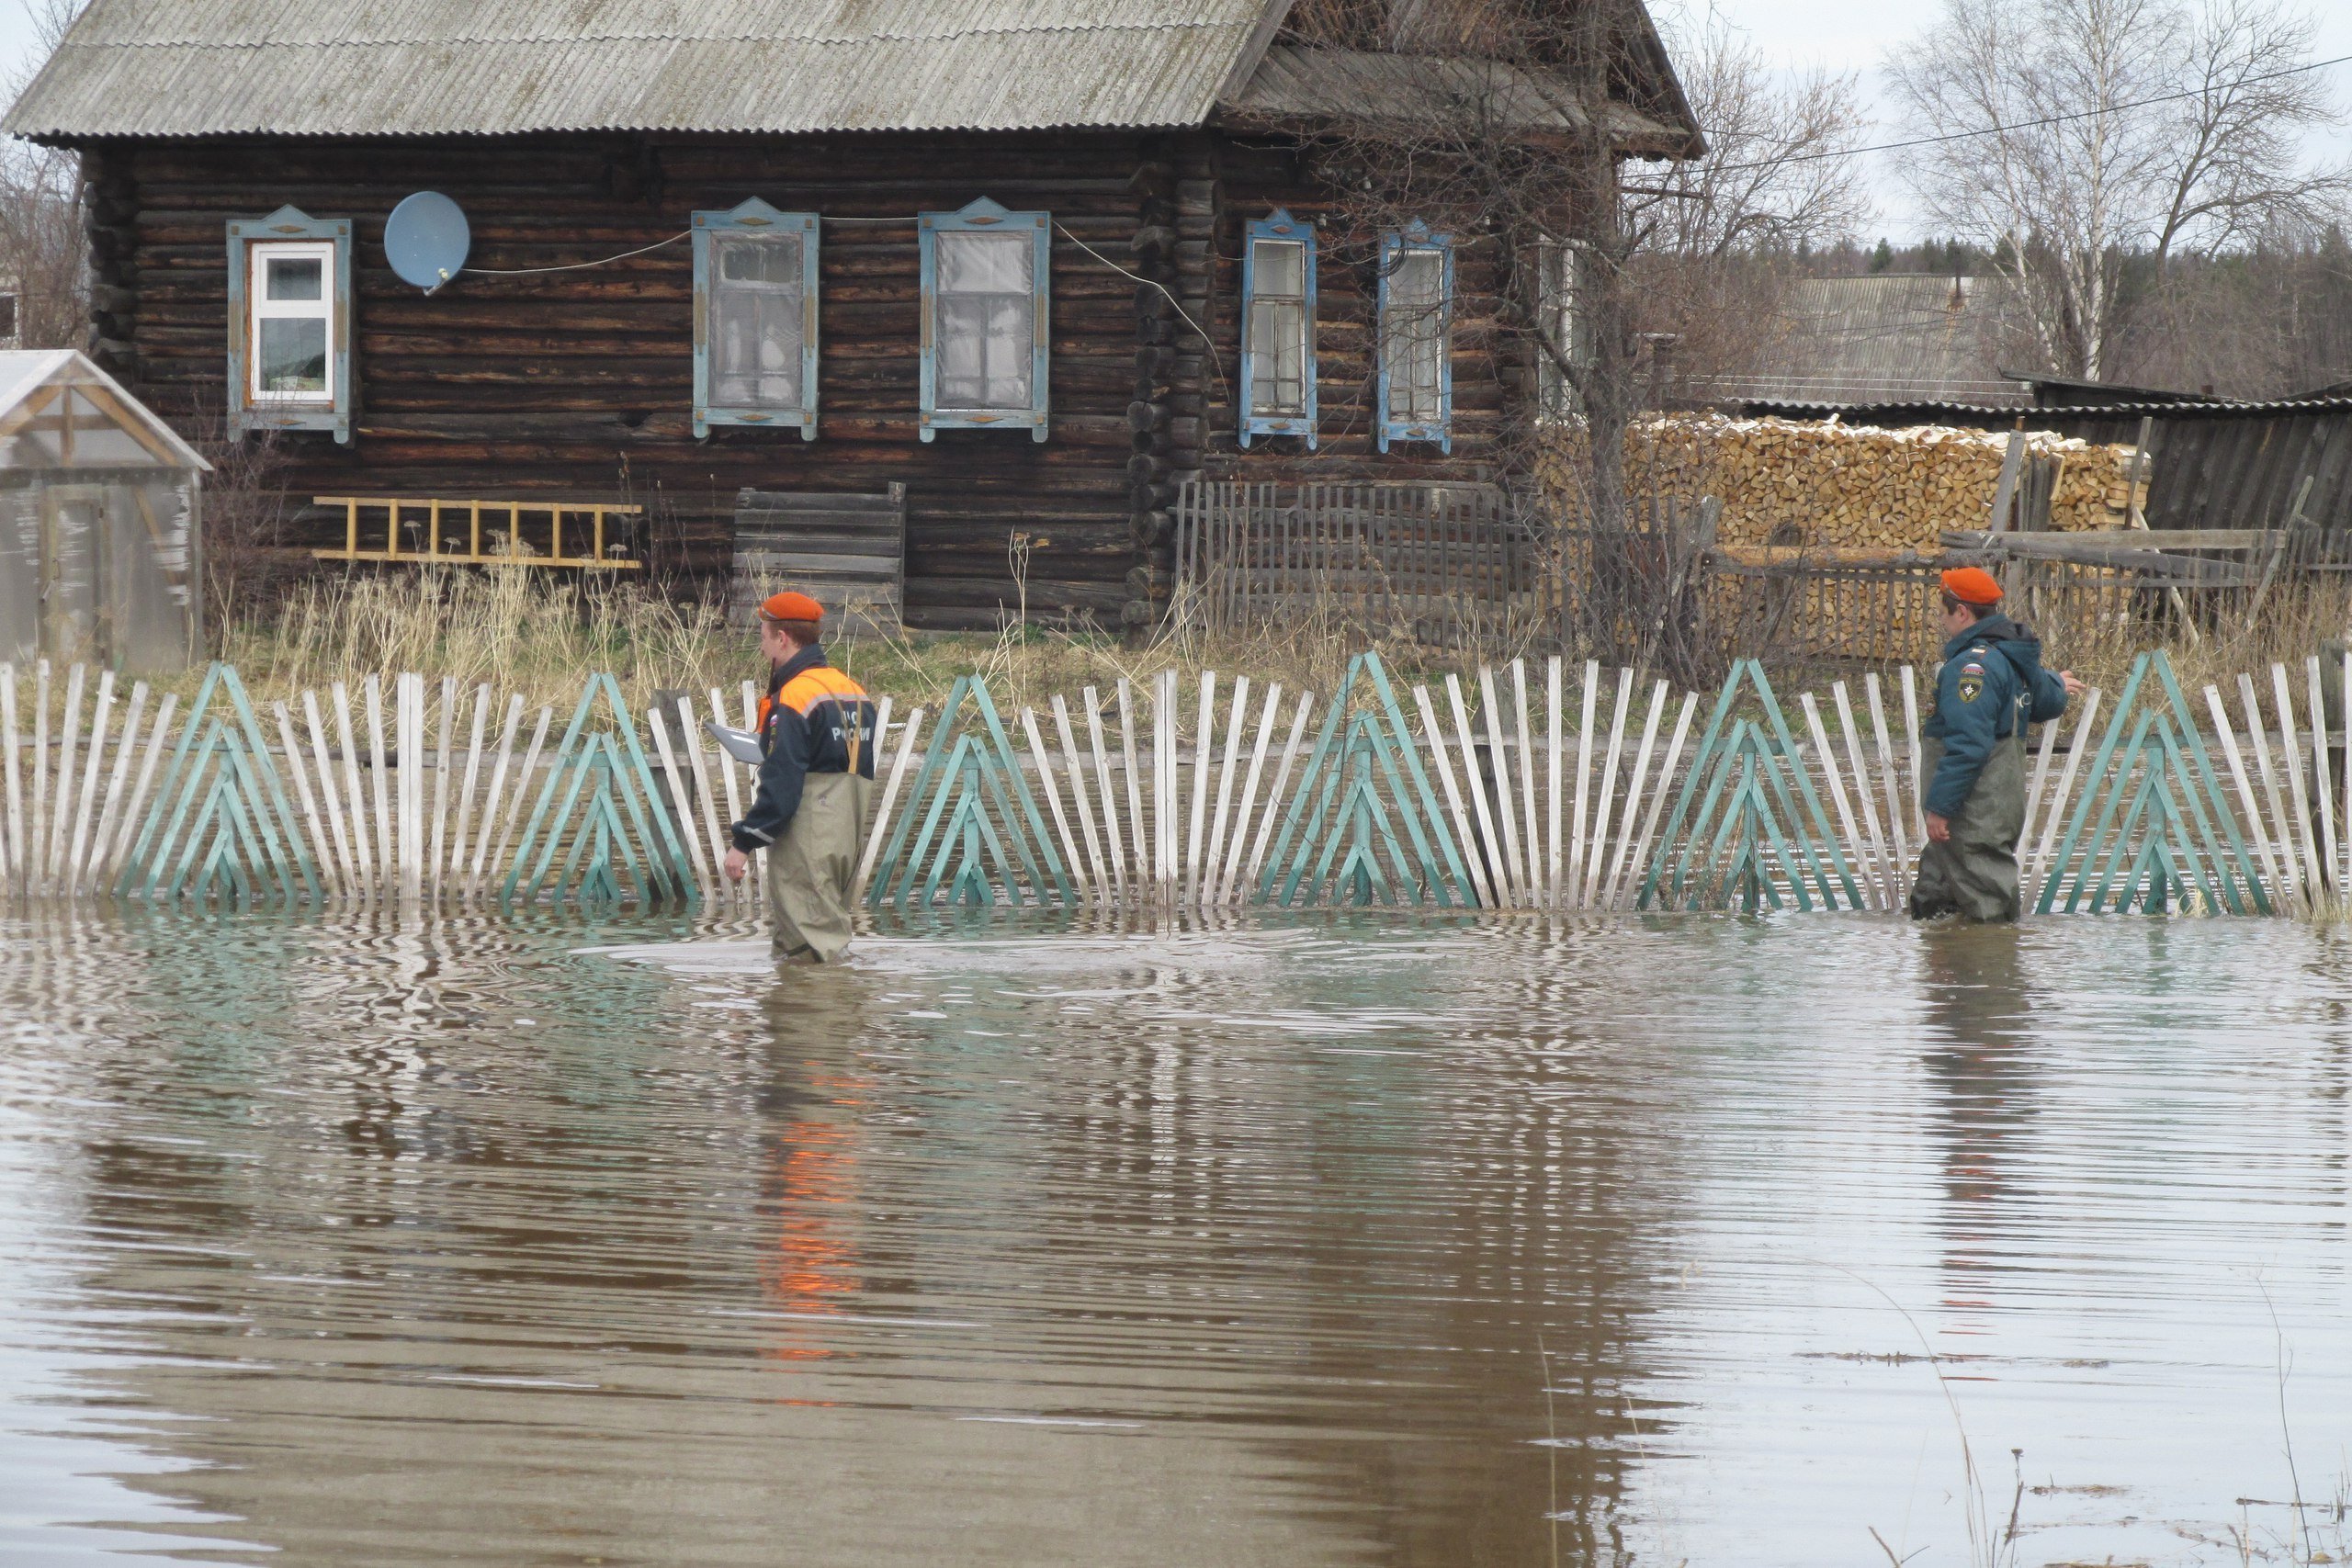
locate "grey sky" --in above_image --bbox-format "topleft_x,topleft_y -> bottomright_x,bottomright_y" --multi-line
5,0 -> 2348,243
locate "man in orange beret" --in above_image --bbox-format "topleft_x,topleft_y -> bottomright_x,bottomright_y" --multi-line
723,592 -> 877,962
1913,567 -> 2086,920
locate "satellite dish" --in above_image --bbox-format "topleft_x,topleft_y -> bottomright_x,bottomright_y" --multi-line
385,191 -> 470,293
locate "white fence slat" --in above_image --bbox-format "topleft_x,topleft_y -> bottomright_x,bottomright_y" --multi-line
1474,667 -> 1521,908
47,663 -> 87,889
269,699 -> 333,900
1600,680 -> 1668,911
2271,664 -> 2322,906
1451,672 -> 1510,907
469,696 -> 526,895
1117,678 -> 1148,888
85,682 -> 148,890
1829,683 -> 1894,910
1052,695 -> 1110,904
106,693 -> 179,887
1616,693 -> 1700,911
489,707 -> 555,892
1799,691 -> 1872,910
1021,706 -> 1088,898
1545,654 -> 1564,905
1202,675 -> 1250,907
1216,682 -> 1281,906
1571,660 -> 1600,908
2029,690 -> 2101,897
428,676 -> 457,894
1079,688 -> 1125,897
64,671 -> 114,897
1240,690 -> 1315,902
1510,660 -> 1541,901
1184,671 -> 1216,906
364,674 -> 394,885
0,664 -> 20,892
857,706 -> 925,902
30,662 -> 52,892
448,686 -> 492,883
2309,656 -> 2339,899
1865,673 -> 1910,884
300,692 -> 356,895
645,706 -> 714,897
2205,683 -> 2287,913
332,682 -> 374,882
1413,683 -> 1491,910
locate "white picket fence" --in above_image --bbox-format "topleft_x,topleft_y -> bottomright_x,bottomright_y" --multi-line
2,649 -> 2347,915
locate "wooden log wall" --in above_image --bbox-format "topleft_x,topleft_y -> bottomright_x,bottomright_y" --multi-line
1198,137 -> 1519,488
81,130 -> 1210,631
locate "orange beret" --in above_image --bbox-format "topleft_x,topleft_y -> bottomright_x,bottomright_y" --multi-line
760,591 -> 824,624
1939,567 -> 2003,606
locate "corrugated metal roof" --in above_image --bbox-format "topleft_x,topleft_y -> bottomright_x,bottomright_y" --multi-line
1698,276 -> 2026,407
3,0 -> 1279,138
1222,42 -> 1690,150
1738,394 -> 2352,421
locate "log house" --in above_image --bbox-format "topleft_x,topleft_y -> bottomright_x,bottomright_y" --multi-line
5,0 -> 1699,631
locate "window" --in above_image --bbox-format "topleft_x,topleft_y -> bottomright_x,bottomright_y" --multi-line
919,197 -> 1050,442
1537,241 -> 1593,421
1377,221 -> 1453,453
249,244 -> 335,403
0,292 -> 17,344
227,206 -> 353,442
1239,210 -> 1317,448
693,199 -> 820,439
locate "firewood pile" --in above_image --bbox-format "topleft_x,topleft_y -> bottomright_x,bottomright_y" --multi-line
1628,414 -> 2148,559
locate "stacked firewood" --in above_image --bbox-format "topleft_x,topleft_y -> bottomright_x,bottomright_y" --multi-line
1628,414 -> 2147,558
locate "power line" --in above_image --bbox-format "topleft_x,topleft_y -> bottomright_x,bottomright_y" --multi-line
1701,50 -> 2352,175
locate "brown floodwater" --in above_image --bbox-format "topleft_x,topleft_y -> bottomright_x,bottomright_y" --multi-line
0,907 -> 2346,1566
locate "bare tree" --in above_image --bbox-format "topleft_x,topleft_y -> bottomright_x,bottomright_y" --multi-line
1887,0 -> 2350,378
1627,14 -> 1871,400
1,0 -> 92,349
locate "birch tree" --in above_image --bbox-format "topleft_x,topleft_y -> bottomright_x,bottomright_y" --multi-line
1886,0 -> 2349,378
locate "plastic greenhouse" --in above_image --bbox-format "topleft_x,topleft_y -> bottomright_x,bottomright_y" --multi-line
1,350 -> 208,671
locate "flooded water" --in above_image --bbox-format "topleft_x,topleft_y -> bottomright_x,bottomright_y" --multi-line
2,908 -> 2347,1567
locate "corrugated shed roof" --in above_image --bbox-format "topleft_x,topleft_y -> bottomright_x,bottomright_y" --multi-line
1743,393 -> 2352,421
1223,43 -> 1690,150
1698,275 -> 2025,407
3,0 -> 1279,138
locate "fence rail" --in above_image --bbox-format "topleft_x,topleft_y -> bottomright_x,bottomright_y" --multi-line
5,648 -> 2351,917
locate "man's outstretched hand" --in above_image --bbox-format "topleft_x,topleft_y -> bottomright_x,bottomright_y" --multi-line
2060,669 -> 2088,700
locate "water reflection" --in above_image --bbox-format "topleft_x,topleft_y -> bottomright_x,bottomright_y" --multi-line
1,908 -> 2347,1565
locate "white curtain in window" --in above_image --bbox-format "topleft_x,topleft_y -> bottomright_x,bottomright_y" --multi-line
1385,248 -> 1445,421
936,231 -> 1035,410
1248,239 -> 1307,416
712,234 -> 806,409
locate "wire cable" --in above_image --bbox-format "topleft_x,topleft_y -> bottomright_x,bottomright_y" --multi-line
1700,50 -> 2352,175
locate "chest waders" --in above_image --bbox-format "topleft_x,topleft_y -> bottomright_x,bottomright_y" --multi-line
764,771 -> 873,963
1909,689 -> 2032,922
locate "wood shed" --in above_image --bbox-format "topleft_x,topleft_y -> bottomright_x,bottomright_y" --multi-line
0,350 -> 207,671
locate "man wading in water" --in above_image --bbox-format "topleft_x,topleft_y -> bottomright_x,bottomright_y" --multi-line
723,592 -> 878,963
1911,567 -> 2086,922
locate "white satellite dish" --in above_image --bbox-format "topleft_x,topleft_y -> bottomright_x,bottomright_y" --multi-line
385,191 -> 470,294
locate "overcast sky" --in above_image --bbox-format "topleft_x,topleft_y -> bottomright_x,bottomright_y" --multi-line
4,0 -> 2348,243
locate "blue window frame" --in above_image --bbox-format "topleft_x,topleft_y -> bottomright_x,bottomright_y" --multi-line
226,206 -> 354,444
1376,221 -> 1453,454
1239,209 -> 1317,449
693,199 -> 820,440
918,197 -> 1050,443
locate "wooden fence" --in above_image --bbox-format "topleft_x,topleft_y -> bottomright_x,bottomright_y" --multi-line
5,648 -> 2351,917
1173,480 -> 1538,645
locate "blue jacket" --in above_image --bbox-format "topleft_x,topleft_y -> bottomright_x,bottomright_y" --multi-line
1921,613 -> 2069,818
729,645 -> 877,852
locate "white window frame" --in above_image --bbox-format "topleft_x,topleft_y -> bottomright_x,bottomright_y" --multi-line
246,241 -> 339,407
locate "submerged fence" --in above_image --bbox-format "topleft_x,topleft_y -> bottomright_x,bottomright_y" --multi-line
2,649 -> 2348,916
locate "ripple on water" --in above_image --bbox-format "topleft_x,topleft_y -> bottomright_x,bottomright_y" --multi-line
0,906 -> 2347,1566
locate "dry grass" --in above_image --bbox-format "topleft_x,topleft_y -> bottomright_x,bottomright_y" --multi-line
130,566 -> 2352,736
